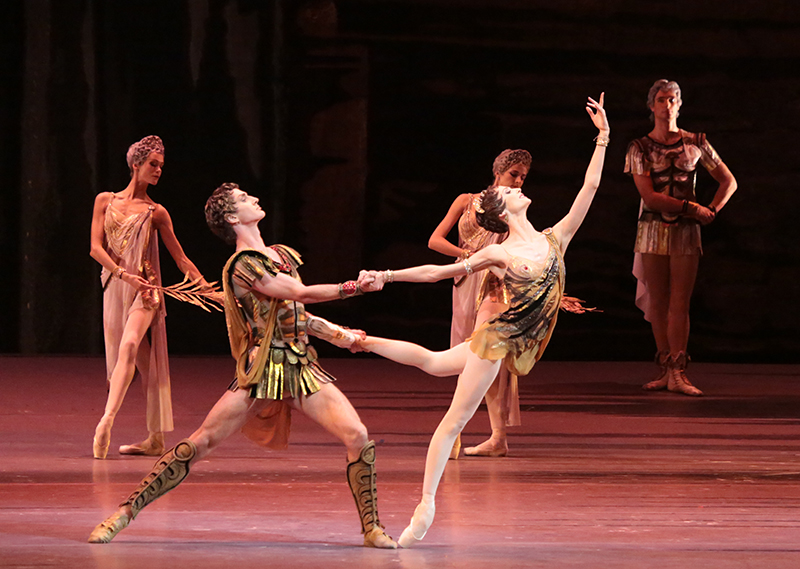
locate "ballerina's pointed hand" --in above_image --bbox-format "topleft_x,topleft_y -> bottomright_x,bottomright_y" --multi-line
586,92 -> 609,132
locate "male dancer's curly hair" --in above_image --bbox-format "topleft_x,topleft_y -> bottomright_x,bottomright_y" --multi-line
205,183 -> 240,245
475,188 -> 508,234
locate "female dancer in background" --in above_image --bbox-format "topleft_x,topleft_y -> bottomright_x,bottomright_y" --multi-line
89,135 -> 208,458
428,150 -> 531,457
357,93 -> 609,546
625,80 -> 737,395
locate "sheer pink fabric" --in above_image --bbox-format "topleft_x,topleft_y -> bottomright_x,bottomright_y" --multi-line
101,196 -> 173,433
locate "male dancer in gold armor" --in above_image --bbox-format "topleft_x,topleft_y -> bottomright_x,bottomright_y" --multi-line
88,182 -> 396,549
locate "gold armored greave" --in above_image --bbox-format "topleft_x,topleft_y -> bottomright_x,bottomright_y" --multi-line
346,440 -> 396,547
347,440 -> 383,534
122,439 -> 197,519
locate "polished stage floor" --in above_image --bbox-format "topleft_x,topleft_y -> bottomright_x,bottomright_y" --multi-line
0,356 -> 799,568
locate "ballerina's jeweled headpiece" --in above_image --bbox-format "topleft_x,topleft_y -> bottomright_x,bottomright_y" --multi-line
492,149 -> 532,176
126,135 -> 165,170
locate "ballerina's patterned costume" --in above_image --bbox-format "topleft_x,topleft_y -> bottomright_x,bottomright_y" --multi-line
452,193 -> 521,424
470,228 -> 565,376
222,245 -> 336,448
101,194 -> 173,434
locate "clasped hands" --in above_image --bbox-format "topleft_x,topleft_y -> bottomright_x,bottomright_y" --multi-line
357,269 -> 387,292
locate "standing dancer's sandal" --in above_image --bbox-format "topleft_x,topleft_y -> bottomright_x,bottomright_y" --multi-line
119,432 -> 165,456
346,440 -> 397,549
642,350 -> 670,390
667,352 -> 703,396
464,429 -> 508,457
88,439 -> 196,543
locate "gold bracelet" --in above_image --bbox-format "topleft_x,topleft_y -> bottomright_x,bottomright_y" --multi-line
113,266 -> 126,279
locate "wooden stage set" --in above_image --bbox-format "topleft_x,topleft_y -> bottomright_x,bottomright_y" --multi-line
0,356 -> 798,568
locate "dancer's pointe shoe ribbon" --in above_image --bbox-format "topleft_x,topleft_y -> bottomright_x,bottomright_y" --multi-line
88,510 -> 130,543
397,499 -> 435,548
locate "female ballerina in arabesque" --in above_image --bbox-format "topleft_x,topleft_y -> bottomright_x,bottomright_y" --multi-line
355,93 -> 610,547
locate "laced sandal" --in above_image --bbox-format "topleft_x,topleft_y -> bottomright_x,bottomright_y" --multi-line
667,352 -> 703,397
642,350 -> 670,390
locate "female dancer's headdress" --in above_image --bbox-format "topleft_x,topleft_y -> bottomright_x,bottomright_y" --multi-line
492,149 -> 532,176
126,135 -> 165,170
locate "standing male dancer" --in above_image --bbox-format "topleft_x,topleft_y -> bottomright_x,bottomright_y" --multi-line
88,183 -> 396,549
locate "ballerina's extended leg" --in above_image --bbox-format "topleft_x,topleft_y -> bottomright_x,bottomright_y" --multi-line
396,353 -> 502,547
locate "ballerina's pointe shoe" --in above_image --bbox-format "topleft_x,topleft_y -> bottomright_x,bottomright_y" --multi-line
119,433 -> 165,456
87,509 -> 131,543
463,438 -> 508,457
93,437 -> 110,460
397,499 -> 435,548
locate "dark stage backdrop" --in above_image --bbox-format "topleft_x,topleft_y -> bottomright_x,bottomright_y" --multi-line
2,0 -> 798,363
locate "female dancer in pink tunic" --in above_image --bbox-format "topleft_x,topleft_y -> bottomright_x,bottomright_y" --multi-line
90,135 -> 208,459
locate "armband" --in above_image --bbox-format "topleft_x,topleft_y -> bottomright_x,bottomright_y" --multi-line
338,280 -> 362,299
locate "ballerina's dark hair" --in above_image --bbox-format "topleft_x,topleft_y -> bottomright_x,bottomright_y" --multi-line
475,188 -> 508,234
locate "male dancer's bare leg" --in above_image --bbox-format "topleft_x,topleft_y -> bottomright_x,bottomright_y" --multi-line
88,388 -> 257,543
292,383 -> 397,548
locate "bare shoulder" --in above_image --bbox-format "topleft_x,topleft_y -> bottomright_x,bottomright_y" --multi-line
93,191 -> 114,207
444,192 -> 472,216
481,243 -> 508,263
151,202 -> 169,221
453,193 -> 473,208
